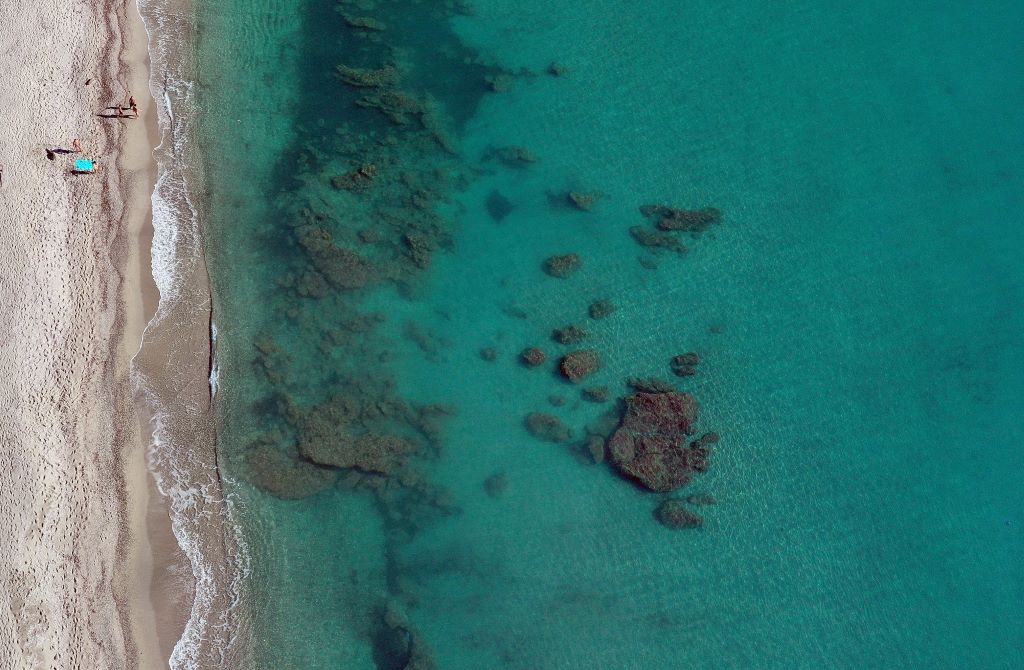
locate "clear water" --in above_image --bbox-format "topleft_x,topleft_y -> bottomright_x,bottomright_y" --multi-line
194,0 -> 1024,667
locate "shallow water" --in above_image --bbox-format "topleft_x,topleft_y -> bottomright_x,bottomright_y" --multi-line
194,1 -> 1023,667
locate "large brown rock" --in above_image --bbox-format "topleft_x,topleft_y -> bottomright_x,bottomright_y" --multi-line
559,350 -> 600,383
607,391 -> 709,492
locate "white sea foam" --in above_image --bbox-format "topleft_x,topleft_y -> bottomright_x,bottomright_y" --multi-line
135,1 -> 250,668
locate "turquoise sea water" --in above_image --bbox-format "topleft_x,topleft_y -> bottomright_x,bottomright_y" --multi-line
194,1 -> 1023,667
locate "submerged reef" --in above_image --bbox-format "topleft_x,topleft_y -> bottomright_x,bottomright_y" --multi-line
641,204 -> 723,233
630,204 -> 723,255
543,253 -> 582,278
588,299 -> 616,320
552,324 -> 588,345
524,412 -> 574,444
654,499 -> 704,529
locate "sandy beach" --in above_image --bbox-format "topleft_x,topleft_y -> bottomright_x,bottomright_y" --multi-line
0,0 -> 180,667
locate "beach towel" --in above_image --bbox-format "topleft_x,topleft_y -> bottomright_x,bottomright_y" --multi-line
74,159 -> 94,172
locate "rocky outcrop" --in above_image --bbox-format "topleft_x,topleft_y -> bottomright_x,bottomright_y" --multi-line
559,350 -> 600,383
246,446 -> 336,499
629,226 -> 687,254
552,324 -> 588,345
607,391 -> 713,492
588,299 -> 616,320
524,412 -> 573,443
520,347 -> 546,367
670,352 -> 699,377
543,253 -> 582,278
640,204 -> 722,233
567,191 -> 602,211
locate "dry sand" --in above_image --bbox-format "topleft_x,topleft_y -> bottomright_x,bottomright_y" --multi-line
0,1 -> 180,668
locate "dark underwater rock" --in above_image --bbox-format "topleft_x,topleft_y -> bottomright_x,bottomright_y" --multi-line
547,62 -> 568,76
686,493 -> 717,506
524,412 -> 573,443
543,253 -> 582,278
607,391 -> 705,492
520,347 -> 546,367
483,472 -> 508,498
479,347 -> 498,362
552,324 -> 588,345
344,15 -> 386,31
641,204 -> 722,233
629,226 -> 687,254
627,377 -> 676,393
654,499 -> 704,529
373,605 -> 437,670
296,225 -> 371,290
582,386 -> 609,403
584,435 -> 606,463
245,445 -> 336,499
567,191 -> 602,211
559,350 -> 600,383
299,433 -> 415,476
486,189 -> 515,221
331,163 -> 378,191
588,299 -> 616,320
336,63 -> 398,88
484,145 -> 537,168
670,352 -> 700,377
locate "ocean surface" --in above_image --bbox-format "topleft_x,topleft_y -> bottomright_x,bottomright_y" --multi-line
187,1 -> 1023,667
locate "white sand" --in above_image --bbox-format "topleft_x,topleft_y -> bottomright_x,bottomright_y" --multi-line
0,1 -> 167,668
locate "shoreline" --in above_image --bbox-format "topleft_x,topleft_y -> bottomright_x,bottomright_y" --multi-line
116,0 -> 193,665
132,0 -> 253,666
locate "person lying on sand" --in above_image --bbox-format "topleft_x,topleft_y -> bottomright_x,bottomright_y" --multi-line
0,163 -> 4,187
73,138 -> 82,153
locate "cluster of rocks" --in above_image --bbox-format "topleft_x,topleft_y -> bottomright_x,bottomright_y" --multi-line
630,203 -> 723,260
240,1 -> 591,663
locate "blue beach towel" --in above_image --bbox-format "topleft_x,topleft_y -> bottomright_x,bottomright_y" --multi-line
74,159 -> 94,172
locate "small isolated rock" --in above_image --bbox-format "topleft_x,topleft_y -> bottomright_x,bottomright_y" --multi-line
484,472 -> 508,498
552,324 -> 588,345
567,191 -> 602,211
548,395 -> 566,407
524,412 -> 574,443
486,145 -> 537,167
582,386 -> 609,403
585,435 -> 606,464
670,352 -> 699,377
520,347 -> 546,367
559,350 -> 600,383
588,299 -> 616,320
479,347 -> 498,362
547,62 -> 568,76
543,253 -> 582,278
655,499 -> 703,529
